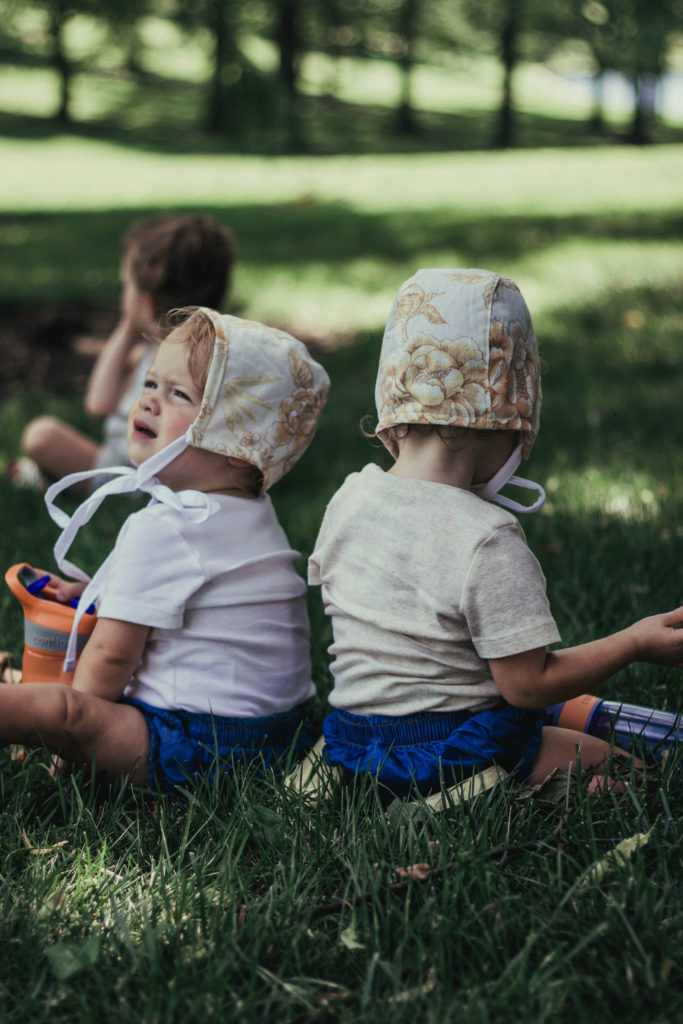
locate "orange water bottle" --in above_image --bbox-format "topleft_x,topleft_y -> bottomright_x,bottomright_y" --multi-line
4,563 -> 97,685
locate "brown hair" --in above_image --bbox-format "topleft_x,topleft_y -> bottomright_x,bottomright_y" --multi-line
371,421 -> 518,459
123,215 -> 237,318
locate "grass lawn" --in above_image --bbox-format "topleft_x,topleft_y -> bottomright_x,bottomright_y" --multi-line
0,135 -> 682,1022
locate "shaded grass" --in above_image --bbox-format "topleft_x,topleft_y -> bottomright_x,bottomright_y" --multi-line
0,741 -> 681,1023
1,198 -> 682,336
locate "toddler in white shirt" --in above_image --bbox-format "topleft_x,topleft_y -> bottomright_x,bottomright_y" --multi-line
1,307 -> 329,794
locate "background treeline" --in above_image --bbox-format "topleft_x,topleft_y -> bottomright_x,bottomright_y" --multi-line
0,0 -> 681,151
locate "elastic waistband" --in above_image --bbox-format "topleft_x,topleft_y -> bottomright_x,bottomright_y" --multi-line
325,707 -> 498,746
122,698 -> 308,748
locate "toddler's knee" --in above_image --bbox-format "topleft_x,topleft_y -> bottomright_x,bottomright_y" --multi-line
52,685 -> 87,741
21,415 -> 62,460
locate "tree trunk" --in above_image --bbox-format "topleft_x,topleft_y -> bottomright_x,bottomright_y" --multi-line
629,72 -> 657,144
49,1 -> 71,123
396,0 -> 420,135
590,67 -> 605,132
277,0 -> 299,96
275,0 -> 305,152
493,0 -> 519,149
207,0 -> 233,134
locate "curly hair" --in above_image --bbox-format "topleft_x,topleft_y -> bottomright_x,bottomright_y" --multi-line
123,215 -> 237,319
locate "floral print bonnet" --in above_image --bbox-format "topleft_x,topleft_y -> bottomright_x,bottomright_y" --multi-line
189,309 -> 330,491
375,269 -> 541,459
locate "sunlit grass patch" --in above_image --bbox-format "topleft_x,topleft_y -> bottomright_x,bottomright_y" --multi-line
518,237 -> 683,322
0,66 -> 56,118
542,468 -> 664,521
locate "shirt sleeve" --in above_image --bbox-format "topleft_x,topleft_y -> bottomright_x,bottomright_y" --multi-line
97,508 -> 207,629
462,522 -> 560,659
308,509 -> 331,586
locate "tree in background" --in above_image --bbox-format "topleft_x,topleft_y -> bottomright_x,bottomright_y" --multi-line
0,0 -> 149,123
315,0 -> 363,96
272,0 -> 308,150
394,0 -> 421,134
461,0 -> 525,148
170,0 -> 242,135
576,0 -> 682,142
1,0 -> 681,148
8,0 -> 81,122
47,0 -> 72,120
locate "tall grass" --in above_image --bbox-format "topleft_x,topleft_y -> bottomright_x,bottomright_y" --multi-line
0,143 -> 682,1022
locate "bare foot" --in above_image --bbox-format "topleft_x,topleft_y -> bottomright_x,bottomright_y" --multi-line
0,652 -> 23,685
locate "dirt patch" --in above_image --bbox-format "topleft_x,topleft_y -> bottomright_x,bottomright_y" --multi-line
0,304 -> 343,406
0,304 -> 118,402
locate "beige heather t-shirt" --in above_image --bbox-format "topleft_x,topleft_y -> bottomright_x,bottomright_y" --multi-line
308,464 -> 560,716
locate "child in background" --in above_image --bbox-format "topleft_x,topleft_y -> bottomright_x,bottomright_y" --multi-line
308,268 -> 683,796
12,214 -> 236,490
1,307 -> 330,793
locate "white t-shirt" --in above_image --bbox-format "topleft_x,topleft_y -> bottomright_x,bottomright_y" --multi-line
308,464 -> 560,716
97,493 -> 314,717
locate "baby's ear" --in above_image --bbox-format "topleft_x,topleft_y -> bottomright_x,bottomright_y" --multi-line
226,456 -> 251,468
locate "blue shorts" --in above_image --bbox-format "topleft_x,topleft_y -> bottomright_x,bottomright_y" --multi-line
121,698 -> 311,795
323,703 -> 544,798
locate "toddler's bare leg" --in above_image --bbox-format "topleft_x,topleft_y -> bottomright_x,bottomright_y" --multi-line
528,724 -> 640,791
22,416 -> 100,480
0,682 -> 149,785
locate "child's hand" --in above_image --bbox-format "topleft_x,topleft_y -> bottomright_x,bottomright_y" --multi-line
53,578 -> 88,606
627,607 -> 683,666
35,571 -> 87,606
120,285 -> 155,338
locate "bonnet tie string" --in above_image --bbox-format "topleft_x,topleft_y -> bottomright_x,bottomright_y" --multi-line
470,442 -> 546,515
44,433 -> 218,672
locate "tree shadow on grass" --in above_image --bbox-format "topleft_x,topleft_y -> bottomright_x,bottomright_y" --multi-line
2,88 -> 681,156
1,203 -> 681,308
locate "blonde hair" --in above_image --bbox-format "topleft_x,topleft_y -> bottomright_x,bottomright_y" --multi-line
166,307 -> 215,393
166,307 -> 264,497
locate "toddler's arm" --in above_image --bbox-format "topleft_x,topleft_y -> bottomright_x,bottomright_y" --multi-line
85,316 -> 147,418
489,606 -> 683,709
71,617 -> 149,702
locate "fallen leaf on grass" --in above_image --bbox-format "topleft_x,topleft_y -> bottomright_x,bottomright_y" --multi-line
340,922 -> 365,951
395,862 -> 431,882
579,827 -> 654,888
22,828 -> 69,855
